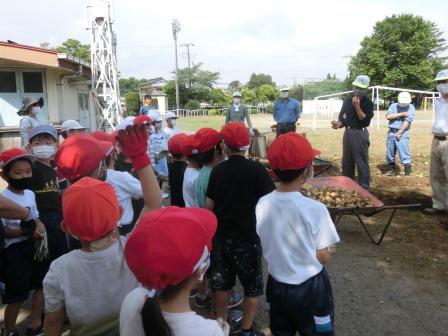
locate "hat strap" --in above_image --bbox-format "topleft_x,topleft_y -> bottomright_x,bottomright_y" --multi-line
193,246 -> 210,272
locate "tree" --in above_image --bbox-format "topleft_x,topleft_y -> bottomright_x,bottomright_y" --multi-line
289,84 -> 304,101
57,38 -> 91,63
241,87 -> 257,105
119,77 -> 149,96
348,14 -> 447,90
125,92 -> 141,116
40,42 -> 50,48
209,88 -> 231,106
227,80 -> 241,93
247,73 -> 275,89
303,78 -> 346,100
257,84 -> 279,104
163,80 -> 189,108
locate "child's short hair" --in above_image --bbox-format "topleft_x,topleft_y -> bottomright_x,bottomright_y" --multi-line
2,159 -> 32,178
273,167 -> 307,183
187,154 -> 202,168
29,133 -> 56,144
197,148 -> 215,166
172,153 -> 184,160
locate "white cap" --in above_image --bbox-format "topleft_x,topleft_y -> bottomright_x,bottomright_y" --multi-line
232,91 -> 242,98
116,116 -> 135,130
165,111 -> 177,120
433,69 -> 448,82
61,120 -> 86,132
149,110 -> 163,122
352,75 -> 370,89
280,87 -> 290,92
398,92 -> 412,104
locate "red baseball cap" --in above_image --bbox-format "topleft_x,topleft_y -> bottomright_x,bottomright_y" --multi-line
220,122 -> 250,150
125,206 -> 217,290
181,134 -> 196,156
0,148 -> 34,169
54,134 -> 113,182
90,131 -> 117,146
168,133 -> 188,155
193,128 -> 220,153
268,133 -> 320,170
133,115 -> 152,125
62,177 -> 120,241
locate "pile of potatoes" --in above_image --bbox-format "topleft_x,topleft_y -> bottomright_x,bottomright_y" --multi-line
301,185 -> 373,208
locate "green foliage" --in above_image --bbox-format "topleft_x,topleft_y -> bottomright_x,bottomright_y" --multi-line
257,84 -> 279,103
303,79 -> 346,100
208,109 -> 220,116
241,87 -> 257,105
57,38 -> 91,62
247,73 -> 275,89
125,92 -> 141,116
289,84 -> 304,101
348,14 -> 447,90
186,100 -> 201,110
227,80 -> 242,93
119,77 -> 150,96
265,103 -> 274,114
209,88 -> 231,106
163,80 -> 189,108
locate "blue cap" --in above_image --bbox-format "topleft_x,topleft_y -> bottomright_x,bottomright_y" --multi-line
30,124 -> 58,141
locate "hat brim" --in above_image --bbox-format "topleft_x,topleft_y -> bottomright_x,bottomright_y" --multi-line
398,98 -> 412,104
2,153 -> 35,168
17,97 -> 44,115
98,140 -> 114,157
352,81 -> 369,89
433,76 -> 448,82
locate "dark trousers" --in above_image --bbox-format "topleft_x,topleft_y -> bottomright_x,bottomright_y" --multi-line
342,128 -> 370,189
277,122 -> 297,136
40,211 -> 68,261
266,269 -> 335,336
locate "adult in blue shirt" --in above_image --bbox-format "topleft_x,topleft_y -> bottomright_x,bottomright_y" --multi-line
273,88 -> 301,136
384,91 -> 415,176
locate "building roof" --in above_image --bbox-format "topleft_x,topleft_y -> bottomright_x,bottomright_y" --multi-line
0,40 -> 91,78
148,77 -> 167,85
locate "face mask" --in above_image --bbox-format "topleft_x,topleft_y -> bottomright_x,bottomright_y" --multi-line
168,119 -> 176,127
233,98 -> 241,104
154,122 -> 162,131
8,177 -> 32,190
437,83 -> 448,95
31,106 -> 40,116
149,125 -> 155,133
398,103 -> 409,108
32,145 -> 56,159
353,88 -> 368,97
282,92 -> 289,99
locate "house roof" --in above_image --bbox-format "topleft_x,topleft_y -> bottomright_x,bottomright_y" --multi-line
148,77 -> 167,85
0,40 -> 91,78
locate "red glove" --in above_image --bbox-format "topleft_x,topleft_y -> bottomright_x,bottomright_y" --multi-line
115,124 -> 150,171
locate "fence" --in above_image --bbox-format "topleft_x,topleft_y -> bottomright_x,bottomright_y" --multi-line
169,105 -> 269,118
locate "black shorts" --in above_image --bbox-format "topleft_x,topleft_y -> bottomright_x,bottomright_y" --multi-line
209,236 -> 263,297
266,268 -> 335,336
1,239 -> 47,304
40,211 -> 68,262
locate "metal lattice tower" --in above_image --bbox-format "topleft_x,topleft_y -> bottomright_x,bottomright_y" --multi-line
87,0 -> 122,130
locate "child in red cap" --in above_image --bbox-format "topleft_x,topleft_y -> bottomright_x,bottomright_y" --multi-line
182,134 -> 202,208
168,133 -> 188,207
256,133 -> 340,336
0,148 -> 47,336
43,125 -> 162,335
120,206 -> 230,336
206,122 -> 275,335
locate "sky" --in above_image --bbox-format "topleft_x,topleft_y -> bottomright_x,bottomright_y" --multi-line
1,0 -> 448,87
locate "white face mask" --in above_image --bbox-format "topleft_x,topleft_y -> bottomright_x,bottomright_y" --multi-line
149,125 -> 155,134
282,92 -> 289,99
168,119 -> 176,127
31,106 -> 41,116
32,145 -> 56,159
233,98 -> 241,105
437,83 -> 448,95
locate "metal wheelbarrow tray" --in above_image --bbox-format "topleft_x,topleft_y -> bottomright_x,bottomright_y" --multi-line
305,176 -> 420,245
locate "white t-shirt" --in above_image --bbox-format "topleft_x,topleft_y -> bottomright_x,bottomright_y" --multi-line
256,191 -> 340,285
163,126 -> 179,141
20,115 -> 40,147
106,169 -> 143,226
120,287 -> 224,336
43,236 -> 139,330
182,167 -> 200,208
1,188 -> 39,247
432,97 -> 448,136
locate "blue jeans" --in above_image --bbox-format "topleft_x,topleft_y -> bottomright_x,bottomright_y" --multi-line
387,129 -> 411,165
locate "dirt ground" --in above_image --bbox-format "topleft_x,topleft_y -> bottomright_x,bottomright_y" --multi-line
2,113 -> 448,335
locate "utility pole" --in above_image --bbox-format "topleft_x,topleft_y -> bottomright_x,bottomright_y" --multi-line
181,43 -> 194,88
172,19 -> 181,111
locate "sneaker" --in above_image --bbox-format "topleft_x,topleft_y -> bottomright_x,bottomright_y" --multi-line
228,308 -> 243,323
25,325 -> 44,336
195,293 -> 212,308
228,291 -> 244,309
404,164 -> 412,176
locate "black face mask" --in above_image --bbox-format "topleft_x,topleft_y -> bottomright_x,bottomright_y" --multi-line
8,177 -> 33,190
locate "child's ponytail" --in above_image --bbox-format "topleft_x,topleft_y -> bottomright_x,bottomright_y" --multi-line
141,295 -> 172,336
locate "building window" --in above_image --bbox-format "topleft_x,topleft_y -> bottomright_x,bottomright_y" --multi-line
23,71 -> 43,93
0,71 -> 17,92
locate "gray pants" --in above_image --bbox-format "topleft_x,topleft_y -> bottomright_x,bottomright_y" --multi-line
342,128 -> 370,189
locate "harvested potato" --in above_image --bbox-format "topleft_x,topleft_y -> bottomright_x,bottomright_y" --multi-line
301,184 -> 373,208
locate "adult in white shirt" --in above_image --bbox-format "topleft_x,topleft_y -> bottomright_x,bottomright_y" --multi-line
164,111 -> 180,140
426,69 -> 448,214
17,97 -> 43,148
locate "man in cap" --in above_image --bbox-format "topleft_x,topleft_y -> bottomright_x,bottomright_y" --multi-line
384,91 -> 415,176
273,88 -> 301,136
60,120 -> 86,139
426,69 -> 448,214
17,96 -> 44,148
226,92 -> 253,134
331,75 -> 374,189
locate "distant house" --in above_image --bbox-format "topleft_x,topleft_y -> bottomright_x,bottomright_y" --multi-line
148,77 -> 168,89
0,40 -> 95,150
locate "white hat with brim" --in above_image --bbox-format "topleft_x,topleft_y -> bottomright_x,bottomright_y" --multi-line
352,75 -> 370,89
232,91 -> 242,98
398,92 -> 412,104
61,120 -> 87,132
165,111 -> 178,120
433,69 -> 448,82
17,97 -> 44,116
280,87 -> 290,92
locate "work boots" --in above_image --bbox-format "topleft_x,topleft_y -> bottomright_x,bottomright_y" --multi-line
404,164 -> 412,176
385,163 -> 396,176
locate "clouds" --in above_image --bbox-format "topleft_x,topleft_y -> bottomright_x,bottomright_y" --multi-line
1,0 -> 447,86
